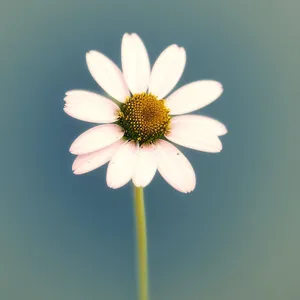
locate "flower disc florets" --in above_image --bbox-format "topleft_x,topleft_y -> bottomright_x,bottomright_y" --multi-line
118,93 -> 171,144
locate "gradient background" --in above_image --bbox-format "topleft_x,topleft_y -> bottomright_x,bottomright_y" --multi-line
1,0 -> 299,299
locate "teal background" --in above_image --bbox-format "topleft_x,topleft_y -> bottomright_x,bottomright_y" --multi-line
1,0 -> 299,299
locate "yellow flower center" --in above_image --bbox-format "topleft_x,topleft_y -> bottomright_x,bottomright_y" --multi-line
118,93 -> 171,144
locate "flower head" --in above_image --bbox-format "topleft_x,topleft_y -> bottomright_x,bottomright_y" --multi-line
64,33 -> 227,193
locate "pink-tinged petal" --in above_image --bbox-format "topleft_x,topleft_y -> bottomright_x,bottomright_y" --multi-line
166,80 -> 223,115
86,50 -> 130,102
166,120 -> 223,153
155,140 -> 196,193
106,141 -> 137,189
132,144 -> 158,188
64,90 -> 119,123
148,45 -> 186,99
72,140 -> 125,175
121,33 -> 150,94
69,124 -> 124,155
170,115 -> 227,136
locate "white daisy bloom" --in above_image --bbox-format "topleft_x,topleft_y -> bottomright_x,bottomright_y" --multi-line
64,33 -> 227,193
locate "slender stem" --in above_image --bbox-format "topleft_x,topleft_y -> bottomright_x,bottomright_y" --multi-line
133,186 -> 149,300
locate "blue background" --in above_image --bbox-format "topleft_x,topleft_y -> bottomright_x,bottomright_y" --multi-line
1,0 -> 299,299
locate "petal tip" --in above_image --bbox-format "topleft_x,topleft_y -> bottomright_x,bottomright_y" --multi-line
212,81 -> 224,96
122,32 -> 130,40
131,33 -> 139,38
179,46 -> 186,54
86,50 -> 98,60
133,182 -> 142,188
175,185 -> 195,194
69,149 -> 76,155
218,82 -> 224,93
106,181 -> 118,189
69,144 -> 79,155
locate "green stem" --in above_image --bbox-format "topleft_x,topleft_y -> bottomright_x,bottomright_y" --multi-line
133,186 -> 149,300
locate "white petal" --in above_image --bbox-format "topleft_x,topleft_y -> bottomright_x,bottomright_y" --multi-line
148,45 -> 186,99
166,80 -> 223,115
132,144 -> 158,188
121,33 -> 150,94
70,124 -> 124,155
106,141 -> 137,189
156,140 -> 196,193
72,140 -> 125,175
170,115 -> 227,136
166,119 -> 223,153
86,50 -> 130,102
64,90 -> 119,123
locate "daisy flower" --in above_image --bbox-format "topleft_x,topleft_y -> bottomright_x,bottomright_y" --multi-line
64,33 -> 227,193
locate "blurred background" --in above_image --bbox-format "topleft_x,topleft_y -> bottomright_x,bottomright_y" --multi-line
1,0 -> 299,299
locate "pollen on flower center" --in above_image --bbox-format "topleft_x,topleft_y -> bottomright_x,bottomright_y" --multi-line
117,93 -> 171,144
